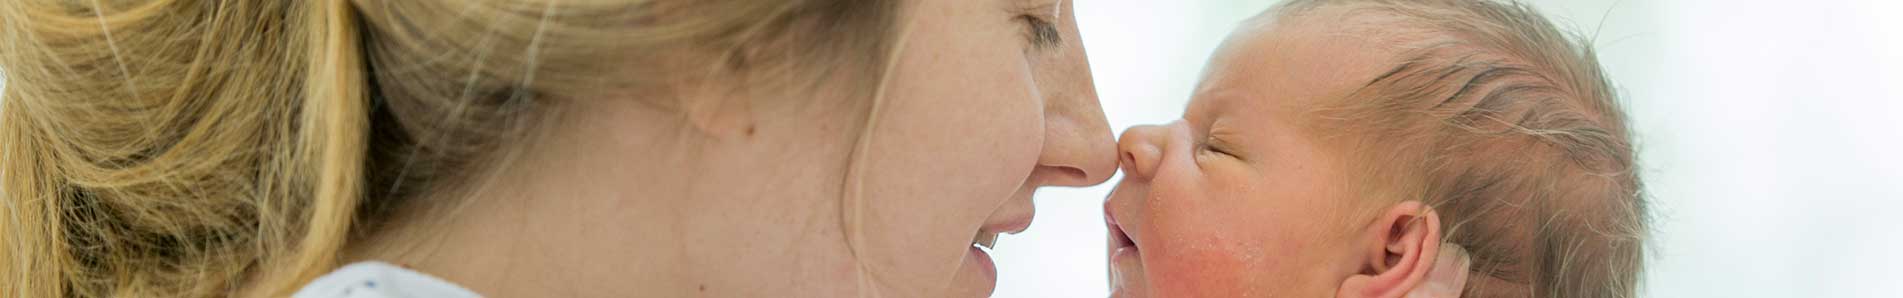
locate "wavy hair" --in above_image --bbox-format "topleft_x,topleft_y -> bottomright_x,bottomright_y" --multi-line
0,0 -> 897,297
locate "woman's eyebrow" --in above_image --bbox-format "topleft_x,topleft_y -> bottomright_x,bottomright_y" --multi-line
1013,0 -> 1061,11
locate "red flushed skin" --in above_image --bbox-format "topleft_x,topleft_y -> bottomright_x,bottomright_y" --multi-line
1106,121 -> 1276,297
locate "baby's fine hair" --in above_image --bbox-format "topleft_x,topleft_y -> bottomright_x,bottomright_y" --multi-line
1266,0 -> 1646,297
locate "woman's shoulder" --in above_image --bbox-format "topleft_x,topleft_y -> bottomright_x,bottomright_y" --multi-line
294,262 -> 482,298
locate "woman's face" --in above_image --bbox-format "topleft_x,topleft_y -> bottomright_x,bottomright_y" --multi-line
351,0 -> 1111,296
855,0 -> 1116,296
1101,15 -> 1393,297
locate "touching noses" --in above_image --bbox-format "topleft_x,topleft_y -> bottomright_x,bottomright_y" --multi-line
1117,121 -> 1184,180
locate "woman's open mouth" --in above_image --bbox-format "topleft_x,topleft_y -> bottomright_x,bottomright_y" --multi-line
969,231 -> 1000,281
959,205 -> 1031,295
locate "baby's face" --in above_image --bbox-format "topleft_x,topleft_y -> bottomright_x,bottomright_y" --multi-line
1104,14 -> 1397,298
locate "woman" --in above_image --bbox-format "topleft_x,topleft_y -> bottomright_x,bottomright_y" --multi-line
0,0 -> 1115,297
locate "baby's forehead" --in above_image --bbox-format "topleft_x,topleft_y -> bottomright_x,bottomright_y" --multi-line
1193,11 -> 1400,117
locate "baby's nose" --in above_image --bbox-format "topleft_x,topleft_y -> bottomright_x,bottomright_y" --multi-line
1117,121 -> 1181,179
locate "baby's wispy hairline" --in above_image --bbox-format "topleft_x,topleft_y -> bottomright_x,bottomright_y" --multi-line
1232,1 -> 1647,297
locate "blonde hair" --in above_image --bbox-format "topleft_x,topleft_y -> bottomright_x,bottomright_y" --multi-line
0,0 -> 897,297
1268,0 -> 1646,297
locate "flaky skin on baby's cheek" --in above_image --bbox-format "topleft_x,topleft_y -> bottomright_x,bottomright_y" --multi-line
1142,233 -> 1257,297
1138,201 -> 1336,298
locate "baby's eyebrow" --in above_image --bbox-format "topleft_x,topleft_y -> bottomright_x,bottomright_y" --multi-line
1204,118 -> 1248,148
1192,87 -> 1248,117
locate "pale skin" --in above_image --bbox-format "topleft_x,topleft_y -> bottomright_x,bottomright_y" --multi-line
336,0 -> 1115,297
1105,7 -> 1461,298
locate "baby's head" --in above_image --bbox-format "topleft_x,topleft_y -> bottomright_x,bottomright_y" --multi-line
1104,0 -> 1644,297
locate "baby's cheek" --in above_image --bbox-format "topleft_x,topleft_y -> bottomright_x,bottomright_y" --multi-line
1143,224 -> 1258,297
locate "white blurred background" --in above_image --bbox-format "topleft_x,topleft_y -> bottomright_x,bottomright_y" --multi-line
994,0 -> 1903,297
3,0 -> 1899,297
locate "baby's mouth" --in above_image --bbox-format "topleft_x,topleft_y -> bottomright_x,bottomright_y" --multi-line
1103,186 -> 1141,296
1106,208 -> 1135,253
1105,199 -> 1147,297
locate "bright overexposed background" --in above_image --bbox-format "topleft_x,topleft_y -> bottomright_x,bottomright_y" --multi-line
2,1 -> 1898,297
993,0 -> 1903,297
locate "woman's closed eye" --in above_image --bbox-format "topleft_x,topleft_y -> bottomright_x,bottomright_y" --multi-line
1020,14 -> 1061,49
1015,1 -> 1063,50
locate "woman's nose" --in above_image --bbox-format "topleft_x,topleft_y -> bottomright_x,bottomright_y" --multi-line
1117,122 -> 1174,179
1032,88 -> 1117,188
1034,112 -> 1119,187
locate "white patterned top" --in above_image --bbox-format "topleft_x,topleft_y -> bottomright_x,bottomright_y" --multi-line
294,262 -> 481,298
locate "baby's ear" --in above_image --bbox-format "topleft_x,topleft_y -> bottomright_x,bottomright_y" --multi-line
1336,201 -> 1462,298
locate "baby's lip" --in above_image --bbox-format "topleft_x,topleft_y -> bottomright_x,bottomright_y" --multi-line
1105,202 -> 1134,250
1103,178 -> 1145,257
1105,190 -> 1147,297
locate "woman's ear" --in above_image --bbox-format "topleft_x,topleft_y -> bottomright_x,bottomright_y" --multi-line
1335,201 -> 1456,298
676,78 -> 758,140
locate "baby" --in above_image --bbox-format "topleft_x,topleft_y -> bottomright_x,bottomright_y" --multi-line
1103,0 -> 1644,297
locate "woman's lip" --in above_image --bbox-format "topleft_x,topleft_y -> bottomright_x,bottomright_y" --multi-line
980,188 -> 1037,236
968,244 -> 998,282
982,216 -> 1033,236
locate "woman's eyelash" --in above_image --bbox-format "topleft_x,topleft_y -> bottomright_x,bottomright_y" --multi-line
1020,15 -> 1062,48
